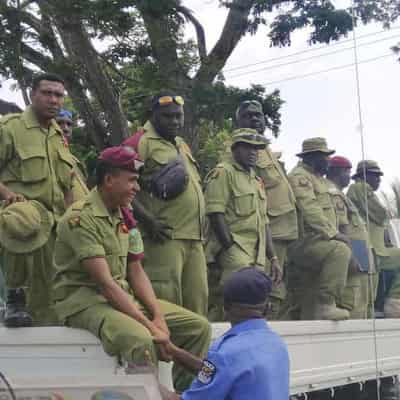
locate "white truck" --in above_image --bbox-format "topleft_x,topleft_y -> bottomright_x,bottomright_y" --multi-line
2,220 -> 400,399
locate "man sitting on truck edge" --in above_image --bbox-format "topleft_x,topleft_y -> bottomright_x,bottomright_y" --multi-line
52,146 -> 211,393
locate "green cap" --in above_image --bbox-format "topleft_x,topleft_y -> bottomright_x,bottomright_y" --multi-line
0,200 -> 54,254
296,137 -> 335,157
231,128 -> 268,150
352,160 -> 383,179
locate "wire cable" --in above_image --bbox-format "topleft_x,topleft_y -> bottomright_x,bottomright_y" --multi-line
257,53 -> 394,86
223,25 -> 400,73
225,33 -> 400,79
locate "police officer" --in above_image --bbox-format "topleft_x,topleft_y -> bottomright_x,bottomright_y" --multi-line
160,267 -> 290,400
288,138 -> 352,320
348,160 -> 400,317
55,108 -> 89,201
123,92 -> 207,316
235,100 -> 298,320
326,156 -> 374,319
53,146 -> 211,393
204,129 -> 281,321
0,73 -> 75,326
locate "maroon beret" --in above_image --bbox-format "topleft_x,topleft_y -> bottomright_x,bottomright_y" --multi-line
98,145 -> 143,171
329,156 -> 352,169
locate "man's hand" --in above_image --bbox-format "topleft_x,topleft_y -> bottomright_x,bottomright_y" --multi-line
270,258 -> 283,285
153,314 -> 170,336
349,256 -> 362,274
332,232 -> 351,247
151,325 -> 173,362
0,186 -> 25,205
147,217 -> 172,243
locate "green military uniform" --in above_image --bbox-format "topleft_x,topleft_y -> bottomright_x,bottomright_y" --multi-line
327,180 -> 372,319
348,165 -> 400,314
205,130 -> 268,321
133,121 -> 207,316
256,147 -> 297,319
287,139 -> 351,320
71,155 -> 89,201
0,106 -> 75,324
53,189 -> 211,393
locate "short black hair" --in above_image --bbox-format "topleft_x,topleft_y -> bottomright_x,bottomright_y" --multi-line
95,160 -> 121,186
32,73 -> 65,91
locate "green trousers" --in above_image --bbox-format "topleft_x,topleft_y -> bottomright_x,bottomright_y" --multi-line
67,300 -> 211,393
377,248 -> 400,299
207,243 -> 263,322
1,229 -> 57,325
142,238 -> 208,316
339,272 -> 367,319
264,240 -> 291,320
288,237 -> 351,320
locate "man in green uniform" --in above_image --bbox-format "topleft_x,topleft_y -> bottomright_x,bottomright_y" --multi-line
55,108 -> 89,201
235,100 -> 297,320
0,73 -> 75,326
348,160 -> 400,317
288,138 -> 352,320
204,129 -> 281,321
326,156 -> 374,319
123,92 -> 207,316
53,146 -> 211,393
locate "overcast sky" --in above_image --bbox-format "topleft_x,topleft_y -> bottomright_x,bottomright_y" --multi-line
1,0 -> 399,191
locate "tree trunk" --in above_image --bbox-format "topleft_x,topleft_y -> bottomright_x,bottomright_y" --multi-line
49,4 -> 130,145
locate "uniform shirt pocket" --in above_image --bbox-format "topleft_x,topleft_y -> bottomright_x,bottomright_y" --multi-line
17,146 -> 48,183
57,148 -> 75,190
233,190 -> 256,217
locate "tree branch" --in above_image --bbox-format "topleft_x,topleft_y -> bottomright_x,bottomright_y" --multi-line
177,5 -> 207,62
194,0 -> 254,84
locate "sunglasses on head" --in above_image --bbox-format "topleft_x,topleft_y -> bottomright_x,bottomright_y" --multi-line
152,95 -> 185,109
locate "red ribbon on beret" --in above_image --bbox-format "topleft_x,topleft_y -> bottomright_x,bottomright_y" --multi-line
329,156 -> 352,169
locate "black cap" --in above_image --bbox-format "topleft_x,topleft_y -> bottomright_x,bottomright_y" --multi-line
223,267 -> 272,305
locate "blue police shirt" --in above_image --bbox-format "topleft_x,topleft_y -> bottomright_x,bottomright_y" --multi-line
182,318 -> 289,400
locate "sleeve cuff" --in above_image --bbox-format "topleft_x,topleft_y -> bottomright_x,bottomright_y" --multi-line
77,245 -> 106,261
206,203 -> 226,214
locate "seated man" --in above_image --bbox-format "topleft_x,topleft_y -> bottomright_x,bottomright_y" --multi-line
161,267 -> 290,400
52,146 -> 211,393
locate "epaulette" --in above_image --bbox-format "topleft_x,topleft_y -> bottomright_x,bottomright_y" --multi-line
0,113 -> 21,125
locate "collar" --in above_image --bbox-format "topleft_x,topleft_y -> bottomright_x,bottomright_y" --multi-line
22,106 -> 63,135
226,318 -> 268,336
232,160 -> 256,177
87,188 -> 123,221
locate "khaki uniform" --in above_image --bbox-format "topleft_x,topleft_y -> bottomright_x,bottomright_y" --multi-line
256,148 -> 297,319
135,121 -> 207,316
328,180 -> 372,318
0,107 -> 74,323
71,155 -> 89,201
348,181 -> 400,300
288,162 -> 351,319
53,189 -> 211,393
204,161 -> 267,321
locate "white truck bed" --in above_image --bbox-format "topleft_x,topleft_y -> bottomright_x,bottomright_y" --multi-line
2,319 -> 400,397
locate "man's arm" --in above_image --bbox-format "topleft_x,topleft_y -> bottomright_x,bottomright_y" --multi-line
208,213 -> 233,250
127,260 -> 169,335
83,257 -> 172,360
265,224 -> 282,284
132,198 -> 172,242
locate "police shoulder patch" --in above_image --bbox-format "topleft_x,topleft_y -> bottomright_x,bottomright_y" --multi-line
197,359 -> 217,385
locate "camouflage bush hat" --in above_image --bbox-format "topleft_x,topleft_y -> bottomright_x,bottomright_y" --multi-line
296,137 -> 335,157
352,160 -> 383,179
0,200 -> 54,254
231,128 -> 268,150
